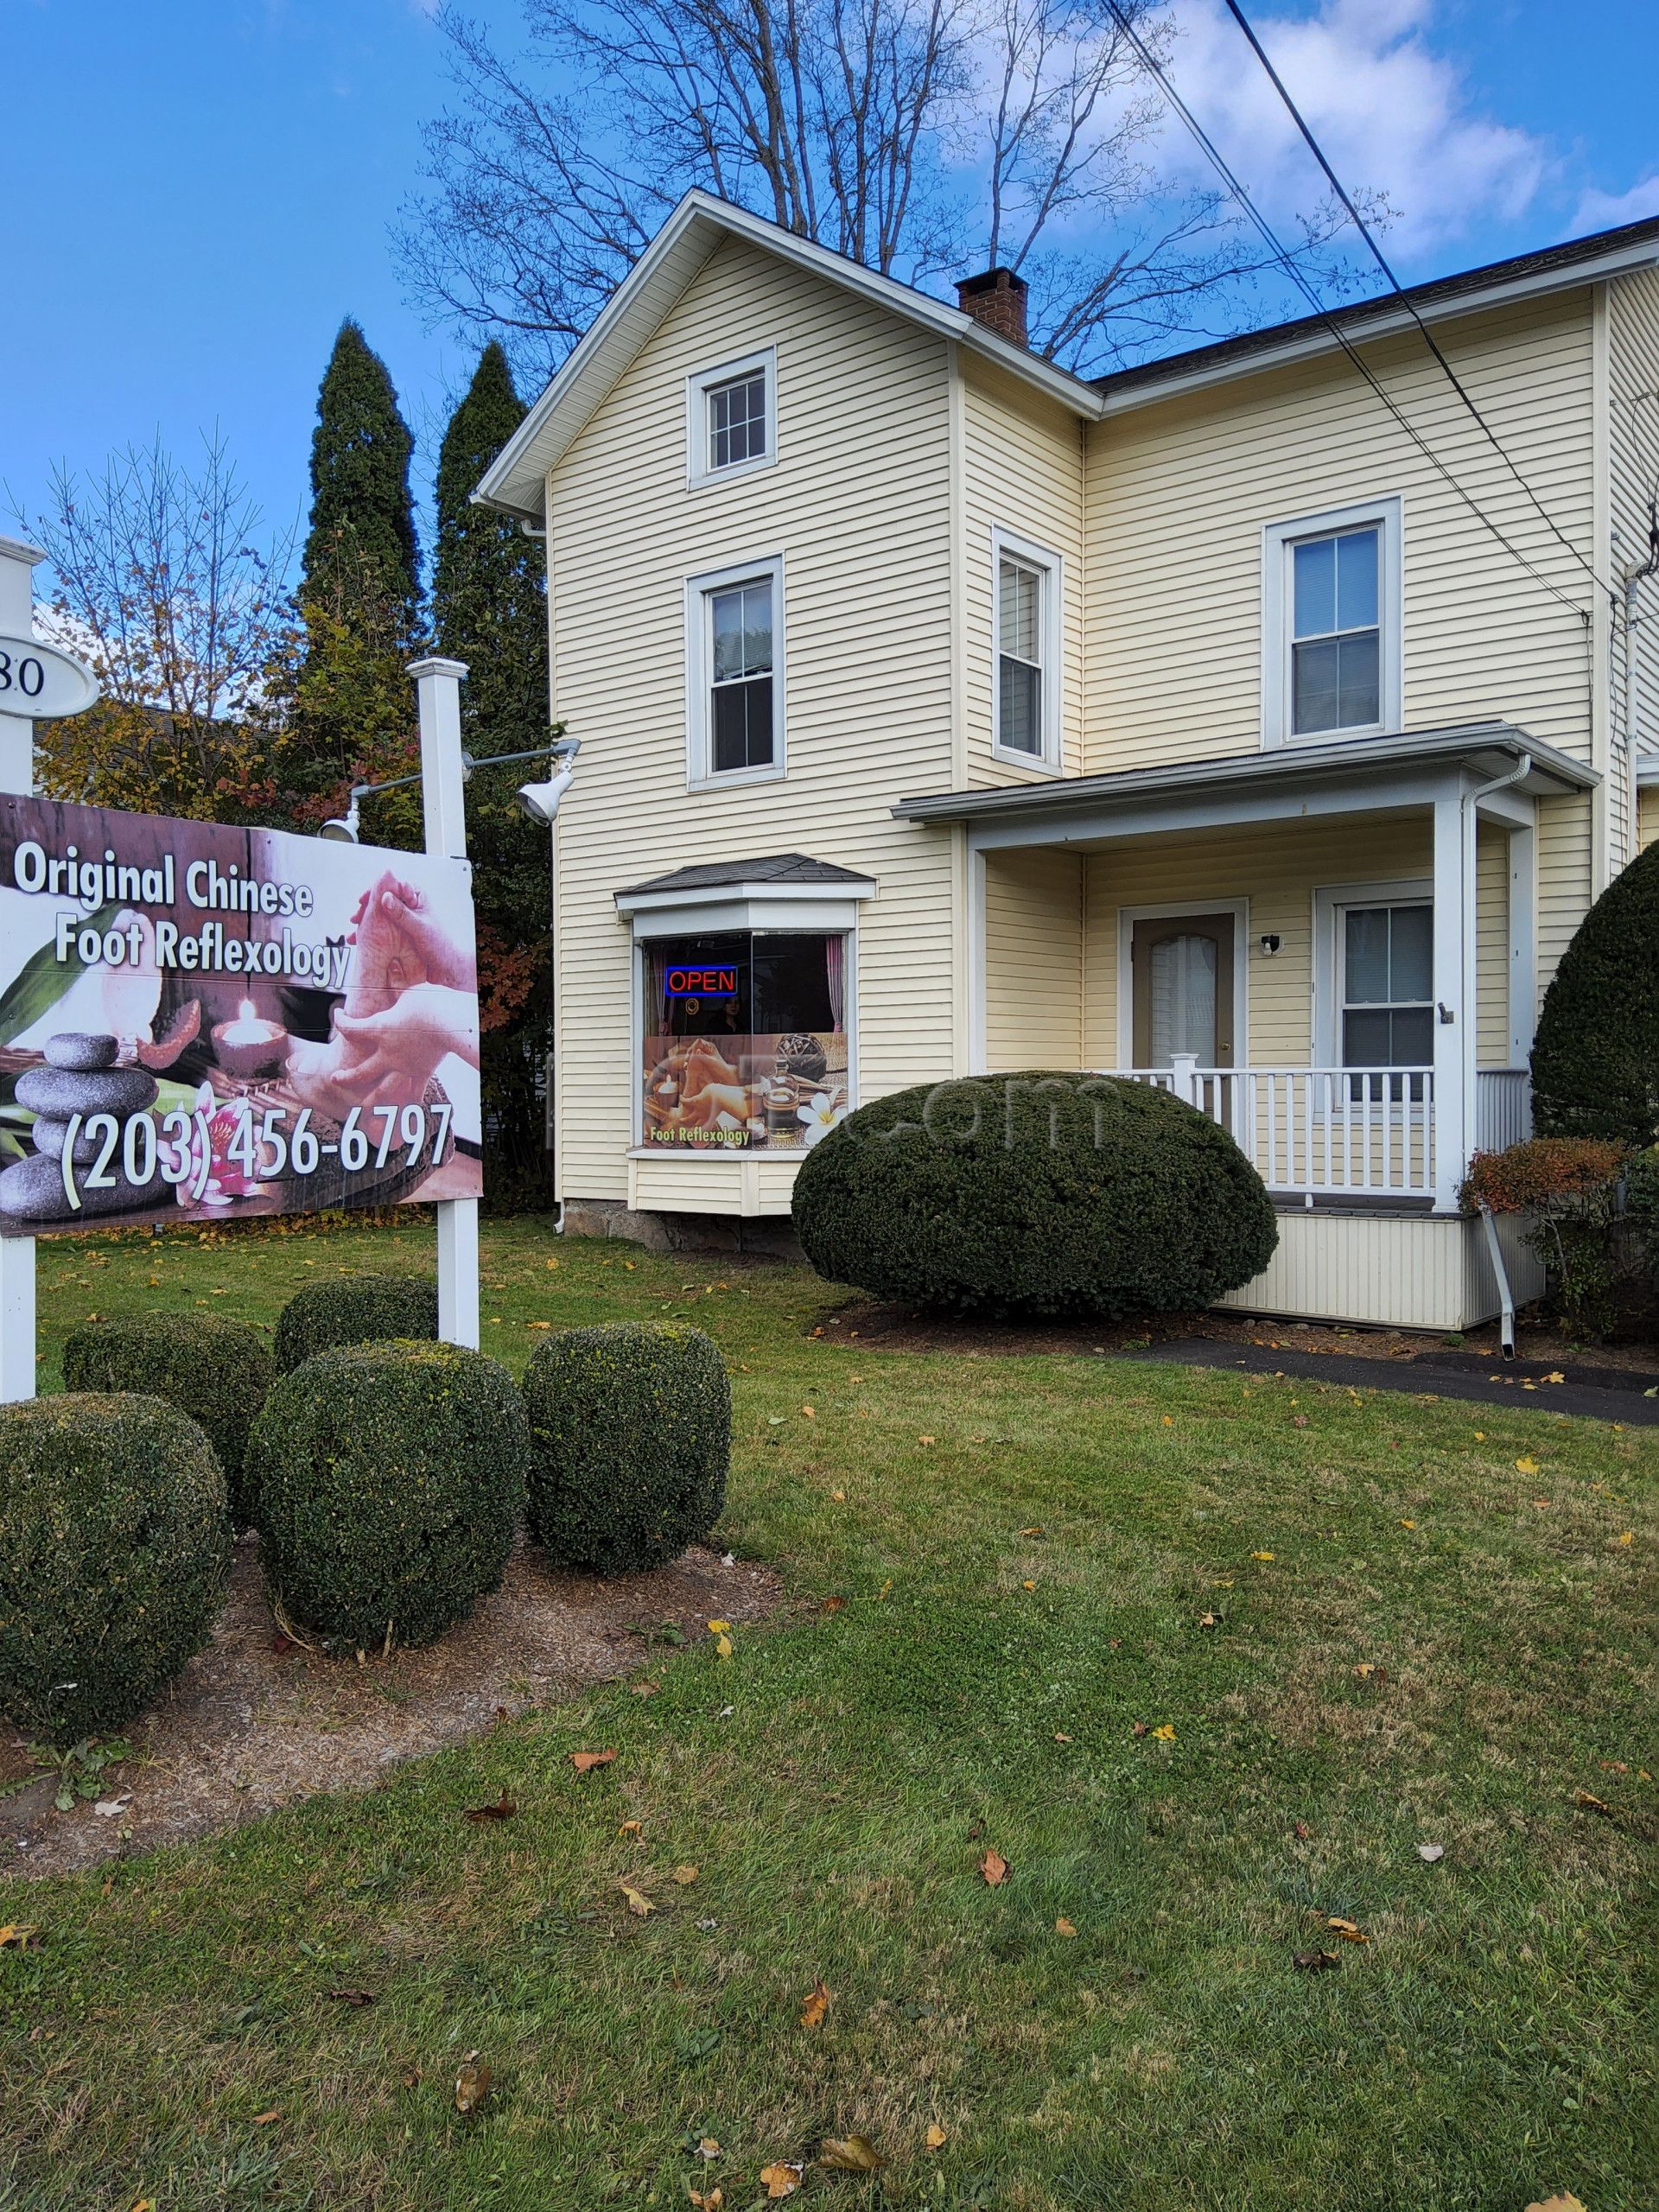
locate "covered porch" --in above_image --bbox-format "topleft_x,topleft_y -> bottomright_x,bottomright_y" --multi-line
895,725 -> 1597,1326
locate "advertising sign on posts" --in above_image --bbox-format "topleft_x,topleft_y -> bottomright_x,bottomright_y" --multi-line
0,795 -> 483,1235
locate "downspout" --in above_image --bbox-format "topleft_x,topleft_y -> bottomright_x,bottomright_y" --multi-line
1460,749 -> 1532,1360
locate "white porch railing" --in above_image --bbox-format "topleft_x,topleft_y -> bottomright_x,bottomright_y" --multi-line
1122,1060 -> 1436,1199
1119,1061 -> 1535,1201
1474,1068 -> 1532,1155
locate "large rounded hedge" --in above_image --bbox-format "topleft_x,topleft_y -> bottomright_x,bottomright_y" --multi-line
0,1393 -> 230,1745
1532,840 -> 1659,1145
273,1273 -> 439,1374
522,1323 -> 729,1574
247,1340 -> 527,1652
791,1070 -> 1278,1318
61,1313 -> 274,1526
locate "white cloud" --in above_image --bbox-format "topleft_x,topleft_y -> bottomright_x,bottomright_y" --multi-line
1154,0 -> 1548,261
1571,174 -> 1659,236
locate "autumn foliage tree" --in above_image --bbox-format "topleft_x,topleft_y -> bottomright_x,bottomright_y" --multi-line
19,435 -> 296,822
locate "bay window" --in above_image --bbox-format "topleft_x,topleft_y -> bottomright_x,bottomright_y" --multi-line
639,931 -> 850,1149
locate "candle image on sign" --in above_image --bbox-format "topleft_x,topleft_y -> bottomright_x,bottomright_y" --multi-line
0,794 -> 484,1235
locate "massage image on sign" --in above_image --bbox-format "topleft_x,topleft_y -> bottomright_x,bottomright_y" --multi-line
0,795 -> 484,1234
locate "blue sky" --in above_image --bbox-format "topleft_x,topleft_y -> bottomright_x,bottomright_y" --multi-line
5,0 -> 1658,569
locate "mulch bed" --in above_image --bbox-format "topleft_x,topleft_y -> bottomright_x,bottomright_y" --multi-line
1,1539 -> 780,1880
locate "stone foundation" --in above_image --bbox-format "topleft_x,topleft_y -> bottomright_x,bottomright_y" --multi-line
561,1197 -> 801,1259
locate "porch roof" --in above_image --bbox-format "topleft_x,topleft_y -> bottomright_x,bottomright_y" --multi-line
893,722 -> 1595,836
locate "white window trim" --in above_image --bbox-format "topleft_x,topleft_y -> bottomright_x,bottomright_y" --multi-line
1262,495 -> 1402,749
991,524 -> 1064,772
684,552 -> 786,790
629,925 -> 859,1155
1312,877 -> 1433,1066
686,347 -> 778,489
1113,898 -> 1250,1071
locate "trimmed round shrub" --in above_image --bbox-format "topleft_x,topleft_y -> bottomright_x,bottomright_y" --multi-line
273,1272 -> 439,1374
791,1070 -> 1279,1318
1532,841 -> 1659,1144
61,1313 -> 274,1526
522,1324 -> 729,1574
0,1393 -> 230,1745
247,1340 -> 527,1652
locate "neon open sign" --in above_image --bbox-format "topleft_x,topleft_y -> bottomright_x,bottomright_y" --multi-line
666,967 -> 739,999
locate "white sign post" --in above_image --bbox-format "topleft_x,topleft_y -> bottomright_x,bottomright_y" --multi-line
0,536 -> 74,1401
409,656 -> 480,1352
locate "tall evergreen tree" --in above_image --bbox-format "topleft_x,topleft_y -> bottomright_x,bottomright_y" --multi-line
434,341 -> 555,1201
276,321 -> 423,819
302,319 -> 420,620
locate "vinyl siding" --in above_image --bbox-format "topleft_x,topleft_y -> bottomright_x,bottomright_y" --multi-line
1077,814 -> 1433,1068
1607,268 -> 1659,872
982,849 -> 1084,1066
960,356 -> 1087,784
1641,785 -> 1659,852
1476,817 -> 1510,1068
544,233 -> 957,1204
1085,292 -> 1599,992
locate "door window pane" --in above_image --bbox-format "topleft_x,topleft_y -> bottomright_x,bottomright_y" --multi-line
1148,933 -> 1217,1066
641,933 -> 849,1151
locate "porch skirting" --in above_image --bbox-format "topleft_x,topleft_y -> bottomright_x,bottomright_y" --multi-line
1218,1205 -> 1544,1332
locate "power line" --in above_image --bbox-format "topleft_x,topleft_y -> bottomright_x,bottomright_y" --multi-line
1103,3 -> 1592,625
1218,0 -> 1614,603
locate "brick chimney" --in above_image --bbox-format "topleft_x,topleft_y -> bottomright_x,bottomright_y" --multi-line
955,267 -> 1028,347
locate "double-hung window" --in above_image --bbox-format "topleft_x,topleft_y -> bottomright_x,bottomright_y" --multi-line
687,555 -> 784,784
1340,899 -> 1432,1099
1264,497 -> 1401,745
687,349 -> 777,486
992,528 -> 1061,766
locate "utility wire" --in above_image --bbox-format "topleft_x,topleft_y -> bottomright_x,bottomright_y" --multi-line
1103,3 -> 1592,623
1218,0 -> 1614,602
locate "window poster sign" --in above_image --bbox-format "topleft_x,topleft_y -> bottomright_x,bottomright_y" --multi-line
639,931 -> 850,1150
0,795 -> 483,1236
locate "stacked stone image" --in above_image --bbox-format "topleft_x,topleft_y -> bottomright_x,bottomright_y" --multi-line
0,1033 -> 168,1225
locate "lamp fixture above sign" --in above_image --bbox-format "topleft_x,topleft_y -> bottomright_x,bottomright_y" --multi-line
0,633 -> 99,721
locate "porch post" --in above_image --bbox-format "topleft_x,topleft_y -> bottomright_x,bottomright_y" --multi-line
966,831 -> 988,1074
1431,786 -> 1474,1211
1506,815 -> 1538,1071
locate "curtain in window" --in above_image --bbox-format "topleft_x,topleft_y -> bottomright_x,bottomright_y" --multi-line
1148,933 -> 1217,1066
825,937 -> 844,1033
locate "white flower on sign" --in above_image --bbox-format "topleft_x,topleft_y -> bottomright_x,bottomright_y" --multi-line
798,1092 -> 848,1146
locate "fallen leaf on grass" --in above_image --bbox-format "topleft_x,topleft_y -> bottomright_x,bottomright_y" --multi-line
619,1819 -> 643,1838
1292,1820 -> 1312,1840
569,1749 -> 616,1773
252,2109 -> 281,2125
1524,2196 -> 1586,2212
1416,1843 -> 1445,1863
707,1618 -> 730,1633
689,2190 -> 724,2209
1198,1611 -> 1219,1627
1573,1789 -> 1612,1815
1398,1518 -> 1416,1529
1053,1731 -> 1072,1744
977,1847 -> 1009,1885
694,2135 -> 721,2158
1020,1524 -> 1045,1536
801,1979 -> 830,2027
1326,1916 -> 1370,1943
1054,1916 -> 1077,1937
464,1792 -> 516,1823
821,1594 -> 847,1611
1614,1530 -> 1634,1546
1131,1721 -> 1149,1738
327,1986 -> 377,2005
620,1882 -> 655,1916
925,2124 -> 948,2150
1251,1550 -> 1276,1562
760,2162 -> 804,2197
917,1435 -> 937,1446
1294,1948 -> 1340,1971
1516,1456 -> 1541,1476
820,2136 -> 882,2172
830,1489 -> 847,1503
0,1925 -> 39,1948
672,1865 -> 700,1885
1151,1723 -> 1177,1742
1021,1579 -> 1037,1591
454,2052 -> 492,2114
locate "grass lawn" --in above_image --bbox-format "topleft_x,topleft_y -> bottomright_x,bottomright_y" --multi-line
4,1213 -> 1655,2211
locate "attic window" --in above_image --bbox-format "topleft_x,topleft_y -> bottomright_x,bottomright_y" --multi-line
688,349 -> 777,486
